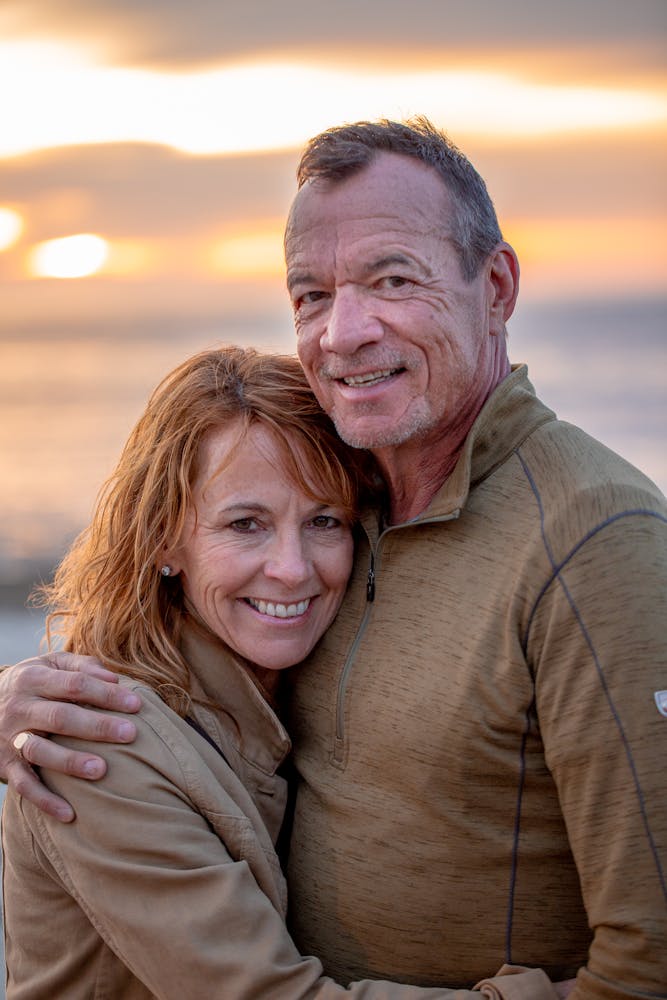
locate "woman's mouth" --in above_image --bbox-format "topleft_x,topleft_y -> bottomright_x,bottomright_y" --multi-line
244,597 -> 311,619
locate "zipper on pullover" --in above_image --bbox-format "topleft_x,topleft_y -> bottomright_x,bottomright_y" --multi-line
366,555 -> 375,602
332,510 -> 461,764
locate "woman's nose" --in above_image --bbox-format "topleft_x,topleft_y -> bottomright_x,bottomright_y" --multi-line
263,532 -> 311,585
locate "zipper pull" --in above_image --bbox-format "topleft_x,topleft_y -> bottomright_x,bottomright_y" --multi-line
366,559 -> 375,602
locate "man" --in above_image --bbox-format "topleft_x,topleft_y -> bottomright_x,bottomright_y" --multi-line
1,119 -> 665,997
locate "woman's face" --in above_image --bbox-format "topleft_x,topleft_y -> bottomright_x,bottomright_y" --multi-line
167,421 -> 354,671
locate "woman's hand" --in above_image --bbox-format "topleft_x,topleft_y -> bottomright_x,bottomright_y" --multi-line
0,652 -> 141,821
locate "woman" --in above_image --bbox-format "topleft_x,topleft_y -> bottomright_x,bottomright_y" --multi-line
2,346 -> 559,999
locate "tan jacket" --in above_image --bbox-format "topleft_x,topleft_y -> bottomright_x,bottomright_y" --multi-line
286,366 -> 667,999
2,625 -> 558,999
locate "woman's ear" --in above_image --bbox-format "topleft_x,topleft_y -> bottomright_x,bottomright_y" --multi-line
158,544 -> 182,578
488,242 -> 520,333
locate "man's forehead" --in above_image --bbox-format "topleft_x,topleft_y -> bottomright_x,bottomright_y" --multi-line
285,207 -> 450,278
287,158 -> 451,240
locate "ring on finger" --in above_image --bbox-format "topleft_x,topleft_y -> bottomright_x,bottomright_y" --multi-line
13,731 -> 34,761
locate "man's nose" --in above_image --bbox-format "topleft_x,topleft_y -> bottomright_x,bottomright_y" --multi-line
321,286 -> 383,355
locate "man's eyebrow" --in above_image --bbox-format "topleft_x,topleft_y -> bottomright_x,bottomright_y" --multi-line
361,253 -> 418,277
287,254 -> 423,293
287,271 -> 316,293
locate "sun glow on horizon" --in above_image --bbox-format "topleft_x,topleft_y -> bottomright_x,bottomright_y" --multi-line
0,207 -> 23,249
29,233 -> 109,278
2,39 -> 666,159
209,224 -> 286,279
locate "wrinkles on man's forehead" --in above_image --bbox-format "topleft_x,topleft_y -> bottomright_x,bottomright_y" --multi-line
288,201 -> 452,255
287,223 -> 453,281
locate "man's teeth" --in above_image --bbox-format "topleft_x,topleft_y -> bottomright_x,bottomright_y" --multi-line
343,369 -> 397,387
247,598 -> 310,618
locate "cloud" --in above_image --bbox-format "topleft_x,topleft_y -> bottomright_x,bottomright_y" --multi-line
1,0 -> 665,68
2,50 -> 665,161
0,146 -> 298,238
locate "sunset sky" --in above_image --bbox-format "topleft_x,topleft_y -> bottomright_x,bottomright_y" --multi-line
0,0 -> 666,592
0,0 -> 665,327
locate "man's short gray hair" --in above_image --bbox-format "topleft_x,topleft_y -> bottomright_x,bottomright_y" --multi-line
296,116 -> 503,281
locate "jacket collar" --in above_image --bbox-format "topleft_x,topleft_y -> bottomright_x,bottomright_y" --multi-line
179,621 -> 291,775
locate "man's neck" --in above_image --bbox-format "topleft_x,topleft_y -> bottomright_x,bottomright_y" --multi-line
376,364 -> 510,524
378,445 -> 460,524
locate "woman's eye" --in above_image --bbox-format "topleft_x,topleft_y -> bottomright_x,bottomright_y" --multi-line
309,514 -> 340,529
230,518 -> 258,533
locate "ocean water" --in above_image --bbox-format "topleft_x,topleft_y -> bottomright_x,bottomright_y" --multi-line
1,296 -> 665,636
0,609 -> 47,664
0,298 -> 664,1000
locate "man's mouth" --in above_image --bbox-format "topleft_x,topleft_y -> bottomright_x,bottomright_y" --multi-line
244,598 -> 311,619
340,368 -> 402,387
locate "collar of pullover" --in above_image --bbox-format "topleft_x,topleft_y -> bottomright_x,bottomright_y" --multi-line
370,364 -> 556,532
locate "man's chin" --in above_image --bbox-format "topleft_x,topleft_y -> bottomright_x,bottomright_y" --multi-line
333,412 -> 434,452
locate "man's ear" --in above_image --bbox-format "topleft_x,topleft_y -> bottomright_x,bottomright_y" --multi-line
488,242 -> 520,333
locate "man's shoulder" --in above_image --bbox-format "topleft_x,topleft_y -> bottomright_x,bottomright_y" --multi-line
520,417 -> 665,510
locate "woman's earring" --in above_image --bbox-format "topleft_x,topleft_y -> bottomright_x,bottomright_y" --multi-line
160,565 -> 172,577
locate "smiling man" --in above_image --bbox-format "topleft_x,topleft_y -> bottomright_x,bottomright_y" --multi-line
280,120 -> 667,996
285,146 -> 517,519
1,119 -> 666,999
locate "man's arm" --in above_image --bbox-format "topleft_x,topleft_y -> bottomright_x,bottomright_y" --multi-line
0,652 -> 141,821
532,509 -> 667,997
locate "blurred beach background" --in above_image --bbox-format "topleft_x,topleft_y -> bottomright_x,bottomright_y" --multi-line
0,0 -> 665,992
1,0 -> 666,670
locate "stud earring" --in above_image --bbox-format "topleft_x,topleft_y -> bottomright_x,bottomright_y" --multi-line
160,565 -> 172,577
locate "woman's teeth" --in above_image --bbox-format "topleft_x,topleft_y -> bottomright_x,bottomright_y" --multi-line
246,598 -> 310,618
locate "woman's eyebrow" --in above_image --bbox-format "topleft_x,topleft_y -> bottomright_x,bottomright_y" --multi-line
217,502 -> 269,514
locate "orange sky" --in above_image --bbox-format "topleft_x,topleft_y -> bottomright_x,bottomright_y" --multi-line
0,0 -> 665,586
0,0 -> 665,326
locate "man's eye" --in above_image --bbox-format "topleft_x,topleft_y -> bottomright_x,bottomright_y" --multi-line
296,290 -> 329,309
382,275 -> 410,289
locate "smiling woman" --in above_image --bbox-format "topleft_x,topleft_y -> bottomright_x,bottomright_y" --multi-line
3,345 -> 437,1000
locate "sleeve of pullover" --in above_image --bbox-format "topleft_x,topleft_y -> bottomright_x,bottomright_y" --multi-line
529,505 -> 667,999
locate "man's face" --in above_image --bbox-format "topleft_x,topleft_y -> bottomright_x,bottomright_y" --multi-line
285,152 -> 507,452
